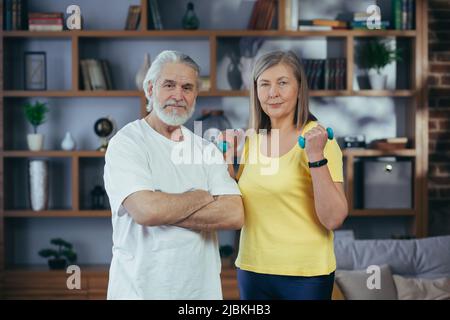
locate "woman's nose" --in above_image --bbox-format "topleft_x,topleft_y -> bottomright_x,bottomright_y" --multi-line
268,85 -> 279,98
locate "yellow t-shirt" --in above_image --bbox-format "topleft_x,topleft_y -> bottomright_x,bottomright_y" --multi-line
235,121 -> 344,276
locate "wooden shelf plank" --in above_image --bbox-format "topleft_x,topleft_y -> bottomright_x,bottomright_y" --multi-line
3,210 -> 111,218
1,151 -> 77,157
1,150 -> 106,158
342,149 -> 416,157
2,90 -> 141,97
2,29 -> 417,39
4,264 -> 109,274
353,90 -> 416,97
350,209 -> 416,216
2,90 -> 212,97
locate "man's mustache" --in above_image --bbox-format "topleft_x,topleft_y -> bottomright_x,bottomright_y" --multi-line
163,99 -> 187,109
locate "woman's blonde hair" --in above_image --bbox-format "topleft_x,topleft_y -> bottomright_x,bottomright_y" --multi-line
248,50 -> 316,132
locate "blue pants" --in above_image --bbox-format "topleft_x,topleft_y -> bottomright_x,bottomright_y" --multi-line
237,268 -> 335,300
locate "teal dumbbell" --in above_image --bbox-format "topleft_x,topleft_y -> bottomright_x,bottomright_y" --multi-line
217,141 -> 228,153
298,127 -> 334,149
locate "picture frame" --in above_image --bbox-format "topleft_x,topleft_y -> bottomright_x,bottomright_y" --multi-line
24,51 -> 47,90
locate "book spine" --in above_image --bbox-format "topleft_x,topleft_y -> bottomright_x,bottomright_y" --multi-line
29,18 -> 63,25
29,24 -> 63,31
393,0 -> 402,30
12,0 -> 17,30
80,60 -> 92,90
153,0 -> 162,30
148,0 -> 158,30
401,0 -> 408,30
28,12 -> 63,18
17,0 -> 21,30
248,0 -> 260,29
407,0 -> 414,30
290,0 -> 298,31
324,59 -> 329,90
5,0 -> 12,30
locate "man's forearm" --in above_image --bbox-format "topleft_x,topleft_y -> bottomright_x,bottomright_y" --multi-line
124,189 -> 215,226
173,195 -> 244,231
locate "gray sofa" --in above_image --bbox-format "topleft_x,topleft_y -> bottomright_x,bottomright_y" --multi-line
333,235 -> 450,300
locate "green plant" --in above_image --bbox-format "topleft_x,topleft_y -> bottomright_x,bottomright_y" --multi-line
356,38 -> 403,75
23,101 -> 49,134
38,238 -> 77,265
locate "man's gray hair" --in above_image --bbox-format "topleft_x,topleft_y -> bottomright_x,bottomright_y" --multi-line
142,50 -> 200,112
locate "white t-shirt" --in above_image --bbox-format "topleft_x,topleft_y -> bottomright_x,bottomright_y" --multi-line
103,118 -> 241,300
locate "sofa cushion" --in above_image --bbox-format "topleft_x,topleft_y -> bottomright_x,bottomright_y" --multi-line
335,264 -> 398,300
393,275 -> 450,300
334,236 -> 450,279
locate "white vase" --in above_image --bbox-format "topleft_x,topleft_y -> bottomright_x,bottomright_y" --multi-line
29,160 -> 48,211
27,133 -> 44,151
136,53 -> 151,90
368,70 -> 387,90
61,131 -> 76,151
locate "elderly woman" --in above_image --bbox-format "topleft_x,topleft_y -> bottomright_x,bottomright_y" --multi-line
232,50 -> 348,300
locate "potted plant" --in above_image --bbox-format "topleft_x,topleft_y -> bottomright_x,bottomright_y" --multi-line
23,101 -> 49,151
38,238 -> 77,270
356,38 -> 402,90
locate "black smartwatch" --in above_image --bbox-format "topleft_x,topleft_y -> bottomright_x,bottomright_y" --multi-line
308,158 -> 328,168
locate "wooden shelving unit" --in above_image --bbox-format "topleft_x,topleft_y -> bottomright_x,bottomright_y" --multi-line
0,0 -> 429,300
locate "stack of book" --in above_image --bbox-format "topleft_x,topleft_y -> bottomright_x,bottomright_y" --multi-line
298,19 -> 347,31
28,12 -> 64,31
303,58 -> 346,90
350,12 -> 391,30
248,0 -> 276,30
80,59 -> 114,91
148,0 -> 163,30
124,5 -> 141,30
392,0 -> 414,30
3,0 -> 28,30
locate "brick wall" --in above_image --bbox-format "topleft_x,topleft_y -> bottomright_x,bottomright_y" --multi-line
428,0 -> 450,235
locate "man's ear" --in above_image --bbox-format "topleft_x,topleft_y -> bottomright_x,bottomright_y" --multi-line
148,82 -> 154,97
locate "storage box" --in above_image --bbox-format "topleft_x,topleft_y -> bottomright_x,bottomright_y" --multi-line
354,158 -> 413,209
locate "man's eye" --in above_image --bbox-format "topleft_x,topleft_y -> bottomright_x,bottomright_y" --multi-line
259,83 -> 269,87
279,81 -> 287,86
164,83 -> 175,88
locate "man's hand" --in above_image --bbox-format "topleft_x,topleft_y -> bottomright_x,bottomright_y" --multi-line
173,195 -> 244,231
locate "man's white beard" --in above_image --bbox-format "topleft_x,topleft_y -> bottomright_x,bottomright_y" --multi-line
153,98 -> 195,126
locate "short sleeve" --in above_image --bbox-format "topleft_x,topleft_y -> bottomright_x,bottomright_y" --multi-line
324,139 -> 344,183
236,138 -> 249,181
203,143 -> 241,196
103,133 -> 154,215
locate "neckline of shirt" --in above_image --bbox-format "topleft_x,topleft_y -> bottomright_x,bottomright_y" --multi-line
255,121 -> 317,160
140,118 -> 189,145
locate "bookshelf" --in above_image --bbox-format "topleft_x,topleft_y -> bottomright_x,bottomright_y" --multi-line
0,0 -> 429,299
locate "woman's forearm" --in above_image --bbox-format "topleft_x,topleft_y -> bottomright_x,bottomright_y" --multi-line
309,164 -> 348,231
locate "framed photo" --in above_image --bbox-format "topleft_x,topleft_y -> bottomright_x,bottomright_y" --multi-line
24,52 -> 47,90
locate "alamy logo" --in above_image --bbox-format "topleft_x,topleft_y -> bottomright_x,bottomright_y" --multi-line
366,265 -> 381,290
66,265 -> 81,290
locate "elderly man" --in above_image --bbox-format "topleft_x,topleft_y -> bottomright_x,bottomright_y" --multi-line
104,50 -> 244,299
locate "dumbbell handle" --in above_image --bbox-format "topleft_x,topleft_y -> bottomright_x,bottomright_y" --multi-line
298,127 -> 334,149
217,141 -> 228,153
